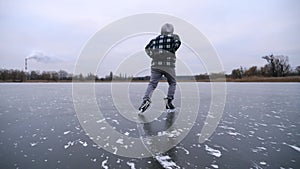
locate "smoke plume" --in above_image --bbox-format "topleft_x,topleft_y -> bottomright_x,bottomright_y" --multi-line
26,50 -> 58,63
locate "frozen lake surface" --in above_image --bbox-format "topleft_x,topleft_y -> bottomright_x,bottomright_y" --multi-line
0,83 -> 299,169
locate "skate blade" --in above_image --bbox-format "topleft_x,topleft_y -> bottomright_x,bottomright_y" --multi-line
137,110 -> 144,116
166,109 -> 176,113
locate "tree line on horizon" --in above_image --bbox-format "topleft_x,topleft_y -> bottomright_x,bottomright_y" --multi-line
1,54 -> 300,82
230,54 -> 299,79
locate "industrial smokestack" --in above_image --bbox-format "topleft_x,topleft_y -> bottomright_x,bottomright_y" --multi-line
25,50 -> 60,71
25,58 -> 28,71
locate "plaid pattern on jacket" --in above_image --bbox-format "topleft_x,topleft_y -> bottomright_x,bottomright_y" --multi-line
145,34 -> 181,68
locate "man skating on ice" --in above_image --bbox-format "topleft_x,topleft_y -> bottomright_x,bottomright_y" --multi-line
138,23 -> 181,113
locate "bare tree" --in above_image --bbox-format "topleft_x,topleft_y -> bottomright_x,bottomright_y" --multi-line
244,66 -> 257,77
262,54 -> 291,77
296,66 -> 300,75
231,68 -> 242,79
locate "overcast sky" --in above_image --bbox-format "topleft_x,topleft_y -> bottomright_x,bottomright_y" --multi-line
1,0 -> 299,76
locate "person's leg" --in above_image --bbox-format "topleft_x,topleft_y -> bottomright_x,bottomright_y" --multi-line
164,68 -> 176,100
139,68 -> 162,112
163,68 -> 176,111
143,68 -> 162,101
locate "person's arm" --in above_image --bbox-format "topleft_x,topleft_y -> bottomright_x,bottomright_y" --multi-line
145,39 -> 154,57
172,34 -> 181,52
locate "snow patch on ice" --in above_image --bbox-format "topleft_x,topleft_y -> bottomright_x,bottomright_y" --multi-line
64,141 -> 75,149
112,119 -> 119,125
101,158 -> 109,169
155,155 -> 180,169
176,146 -> 190,154
78,140 -> 88,147
219,125 -> 236,130
205,145 -> 222,158
30,142 -> 38,147
96,118 -> 106,123
63,131 -> 71,135
116,138 -> 124,144
211,164 -> 219,168
251,147 -> 267,153
157,129 -> 181,138
64,139 -> 88,149
282,142 -> 300,152
227,131 -> 244,136
126,161 -> 136,169
259,161 -> 267,165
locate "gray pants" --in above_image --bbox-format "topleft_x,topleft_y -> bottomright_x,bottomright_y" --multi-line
143,67 -> 176,101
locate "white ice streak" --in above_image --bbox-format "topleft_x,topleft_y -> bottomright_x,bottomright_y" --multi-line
30,142 -> 38,147
205,145 -> 222,157
79,140 -> 88,147
272,124 -> 287,129
64,141 -> 75,149
63,131 -> 71,135
112,119 -> 120,125
251,160 -> 264,169
64,139 -> 88,149
96,118 -> 106,123
251,147 -> 267,153
158,129 -> 182,138
112,147 -> 118,154
282,142 -> 300,152
101,158 -> 109,169
226,131 -> 243,136
259,161 -> 267,165
257,137 -> 265,141
211,164 -> 219,168
126,161 -> 136,169
176,146 -> 190,154
228,114 -> 237,120
155,155 -> 180,169
116,138 -> 124,144
219,125 -> 236,130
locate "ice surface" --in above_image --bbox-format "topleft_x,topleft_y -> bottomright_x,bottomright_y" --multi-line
0,83 -> 299,169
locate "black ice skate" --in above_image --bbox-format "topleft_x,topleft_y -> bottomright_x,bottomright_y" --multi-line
165,98 -> 176,112
138,99 -> 151,113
